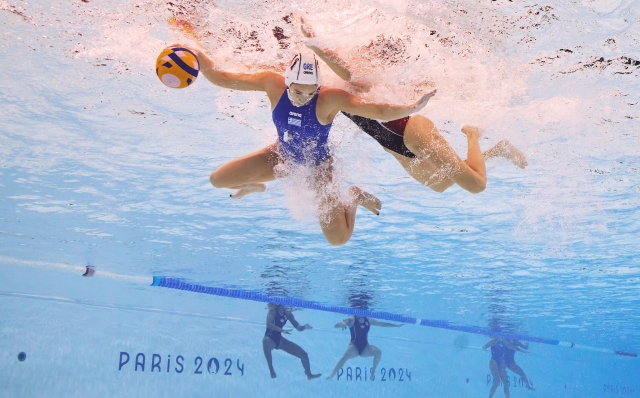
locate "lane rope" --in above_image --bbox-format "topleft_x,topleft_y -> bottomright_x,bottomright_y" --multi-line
152,276 -> 637,358
2,257 -> 636,358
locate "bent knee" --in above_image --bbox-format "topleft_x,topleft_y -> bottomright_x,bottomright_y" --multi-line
327,237 -> 349,247
430,184 -> 449,193
209,169 -> 228,188
326,232 -> 350,246
469,179 -> 487,194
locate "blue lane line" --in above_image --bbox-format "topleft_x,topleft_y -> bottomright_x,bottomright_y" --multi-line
152,277 -> 637,357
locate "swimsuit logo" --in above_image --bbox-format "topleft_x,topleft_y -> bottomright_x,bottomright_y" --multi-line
288,117 -> 302,127
303,63 -> 313,71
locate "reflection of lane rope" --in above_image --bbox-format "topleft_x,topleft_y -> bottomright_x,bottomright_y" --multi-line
2,255 -> 637,358
152,276 -> 638,358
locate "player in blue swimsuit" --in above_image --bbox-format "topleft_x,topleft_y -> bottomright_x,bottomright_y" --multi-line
191,47 -> 435,246
262,304 -> 321,380
483,337 -> 510,398
327,316 -> 402,381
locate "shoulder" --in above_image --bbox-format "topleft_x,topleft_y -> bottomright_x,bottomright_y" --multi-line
319,87 -> 351,100
261,71 -> 286,90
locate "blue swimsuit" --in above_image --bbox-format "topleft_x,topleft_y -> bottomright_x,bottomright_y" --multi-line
491,340 -> 506,368
265,311 -> 288,348
504,346 -> 515,366
272,88 -> 332,166
349,317 -> 371,355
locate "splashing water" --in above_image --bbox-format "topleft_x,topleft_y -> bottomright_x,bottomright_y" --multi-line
1,0 -> 640,351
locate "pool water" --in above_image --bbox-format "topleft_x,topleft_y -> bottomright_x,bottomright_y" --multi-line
1,0 -> 639,396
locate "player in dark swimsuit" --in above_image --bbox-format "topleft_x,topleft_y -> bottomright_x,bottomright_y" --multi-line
326,316 -> 402,381
483,337 -> 510,398
262,304 -> 321,380
504,339 -> 535,390
302,24 -> 528,194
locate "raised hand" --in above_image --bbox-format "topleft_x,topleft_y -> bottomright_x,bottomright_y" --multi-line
412,89 -> 437,113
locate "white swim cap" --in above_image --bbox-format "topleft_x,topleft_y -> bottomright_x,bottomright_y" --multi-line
284,53 -> 320,86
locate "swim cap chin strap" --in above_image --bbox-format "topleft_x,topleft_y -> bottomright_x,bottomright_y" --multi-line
284,53 -> 320,86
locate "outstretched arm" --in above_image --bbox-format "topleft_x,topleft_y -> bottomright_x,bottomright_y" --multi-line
324,88 -> 436,121
193,48 -> 284,92
503,340 -> 528,353
483,338 -> 498,351
334,318 -> 354,330
369,319 -> 403,328
306,44 -> 352,82
169,19 -> 285,98
301,16 -> 352,82
286,311 -> 312,331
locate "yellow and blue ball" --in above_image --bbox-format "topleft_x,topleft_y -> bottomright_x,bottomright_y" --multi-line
155,46 -> 199,89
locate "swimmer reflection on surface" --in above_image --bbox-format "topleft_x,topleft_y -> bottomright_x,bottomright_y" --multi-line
262,304 -> 321,380
505,339 -> 535,391
327,316 -> 402,381
301,20 -> 528,194
484,337 -> 535,398
181,43 -> 434,246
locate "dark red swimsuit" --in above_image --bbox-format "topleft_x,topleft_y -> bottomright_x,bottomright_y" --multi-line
342,112 -> 416,158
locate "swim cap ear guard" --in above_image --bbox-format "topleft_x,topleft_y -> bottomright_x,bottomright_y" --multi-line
285,53 -> 320,86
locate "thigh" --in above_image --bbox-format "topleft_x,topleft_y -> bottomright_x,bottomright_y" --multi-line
342,344 -> 360,359
390,150 -> 455,192
307,157 -> 337,192
211,143 -> 281,187
390,150 -> 437,184
358,344 -> 380,358
403,115 -> 464,169
499,366 -> 509,382
277,337 -> 306,357
489,360 -> 500,377
262,336 -> 276,351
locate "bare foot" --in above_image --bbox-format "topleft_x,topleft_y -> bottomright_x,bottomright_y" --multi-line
350,186 -> 381,215
307,373 -> 322,380
230,183 -> 266,199
494,139 -> 528,168
270,368 -> 277,379
370,368 -> 375,381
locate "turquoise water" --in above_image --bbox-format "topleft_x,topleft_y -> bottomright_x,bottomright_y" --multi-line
1,0 -> 639,396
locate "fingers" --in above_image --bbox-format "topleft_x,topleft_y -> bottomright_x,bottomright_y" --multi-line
413,89 -> 438,112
